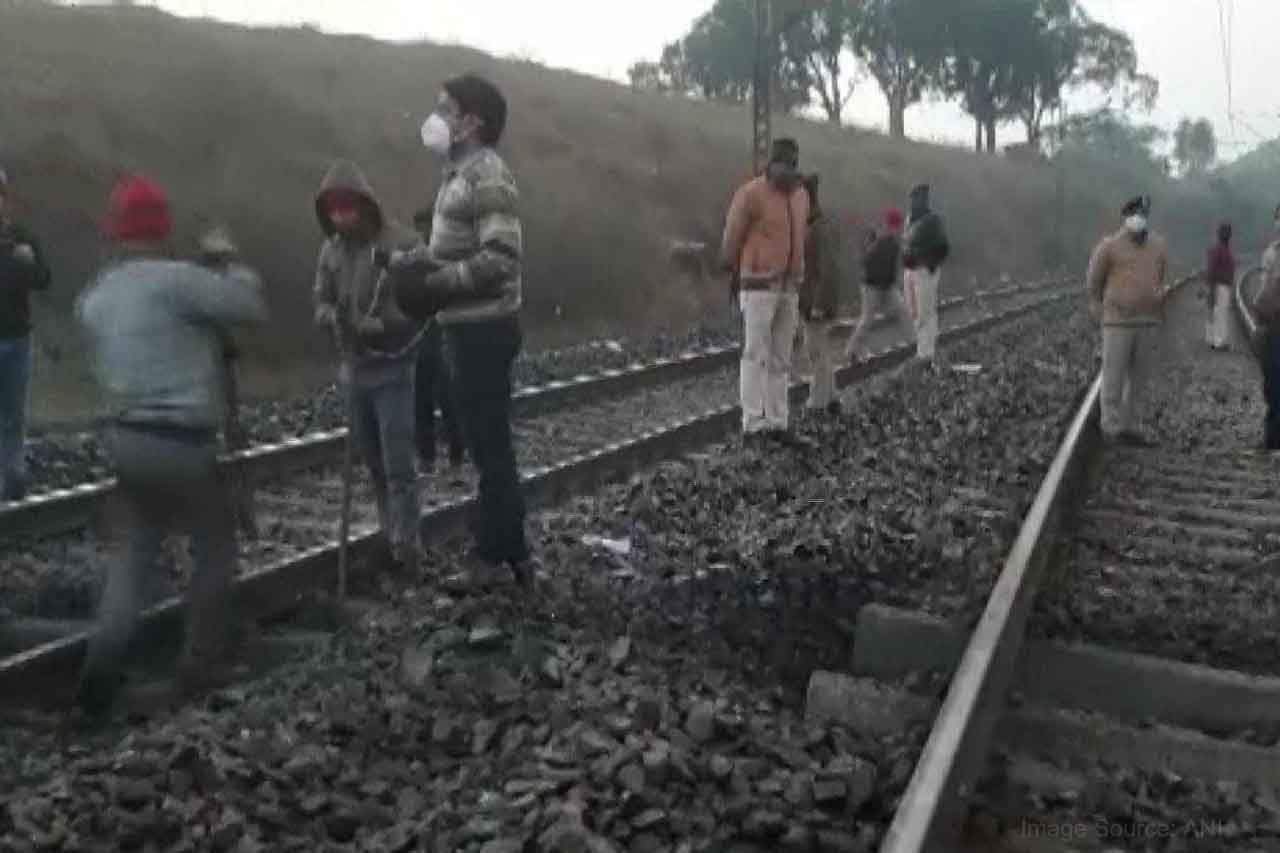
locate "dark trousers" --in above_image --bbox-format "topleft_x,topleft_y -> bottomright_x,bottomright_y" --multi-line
78,423 -> 238,706
415,325 -> 464,466
1263,333 -> 1280,449
444,317 -> 529,564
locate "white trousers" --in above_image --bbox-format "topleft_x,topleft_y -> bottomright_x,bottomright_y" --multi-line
1207,284 -> 1230,348
904,267 -> 940,360
1101,324 -> 1159,437
740,290 -> 800,433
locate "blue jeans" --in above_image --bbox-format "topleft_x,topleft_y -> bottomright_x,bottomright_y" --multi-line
349,363 -> 420,556
0,334 -> 31,498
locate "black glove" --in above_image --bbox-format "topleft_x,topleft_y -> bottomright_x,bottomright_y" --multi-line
371,247 -> 391,269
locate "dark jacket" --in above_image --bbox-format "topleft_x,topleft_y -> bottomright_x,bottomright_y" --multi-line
0,221 -> 51,339
902,185 -> 949,272
1206,242 -> 1235,287
799,213 -> 840,321
862,230 -> 901,289
313,160 -> 421,373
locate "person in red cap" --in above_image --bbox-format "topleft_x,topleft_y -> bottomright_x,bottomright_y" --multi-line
0,167 -> 51,502
73,174 -> 268,721
313,160 -> 423,575
845,207 -> 914,362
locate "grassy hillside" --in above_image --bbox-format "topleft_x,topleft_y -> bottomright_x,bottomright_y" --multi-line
0,0 -> 1247,422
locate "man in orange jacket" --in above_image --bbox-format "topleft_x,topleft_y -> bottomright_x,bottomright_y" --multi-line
721,138 -> 810,446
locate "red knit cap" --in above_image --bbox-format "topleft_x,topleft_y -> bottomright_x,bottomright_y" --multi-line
107,175 -> 171,241
884,208 -> 903,229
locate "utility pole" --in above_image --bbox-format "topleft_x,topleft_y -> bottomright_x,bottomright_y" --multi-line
752,0 -> 773,176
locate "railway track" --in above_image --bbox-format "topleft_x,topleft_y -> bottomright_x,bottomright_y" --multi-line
0,281 -> 1074,709
807,267 -> 1280,851
0,279 -> 1062,546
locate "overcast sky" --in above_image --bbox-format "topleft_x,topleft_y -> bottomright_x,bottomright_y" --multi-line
139,0 -> 1275,160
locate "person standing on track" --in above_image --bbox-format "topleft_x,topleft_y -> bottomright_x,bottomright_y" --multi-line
721,138 -> 810,446
0,168 -> 52,502
1086,194 -> 1169,447
1204,222 -> 1235,351
74,175 -> 268,718
799,173 -> 842,416
313,160 -> 423,575
1252,223 -> 1280,450
409,207 -> 465,474
901,183 -> 949,365
846,208 -> 915,363
390,73 -> 533,590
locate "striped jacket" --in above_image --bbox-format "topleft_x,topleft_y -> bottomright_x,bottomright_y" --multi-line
427,147 -> 522,325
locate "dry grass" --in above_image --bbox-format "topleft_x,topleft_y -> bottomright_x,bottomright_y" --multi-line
0,0 -> 1247,424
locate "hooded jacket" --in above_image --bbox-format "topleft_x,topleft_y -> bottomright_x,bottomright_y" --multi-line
313,160 -> 421,375
902,185 -> 949,272
863,229 -> 902,289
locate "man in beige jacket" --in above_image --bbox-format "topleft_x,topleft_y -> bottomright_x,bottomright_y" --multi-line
1086,194 -> 1169,446
721,138 -> 810,445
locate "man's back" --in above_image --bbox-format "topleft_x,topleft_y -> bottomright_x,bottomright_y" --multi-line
78,259 -> 266,430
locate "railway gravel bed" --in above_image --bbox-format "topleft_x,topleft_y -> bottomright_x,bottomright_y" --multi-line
971,751 -> 1280,852
15,283 -> 1053,501
1033,284 -> 1280,680
1,290 -> 1065,623
18,322 -> 741,496
0,293 -> 1099,851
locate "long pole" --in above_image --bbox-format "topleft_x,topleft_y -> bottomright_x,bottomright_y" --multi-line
752,0 -> 773,175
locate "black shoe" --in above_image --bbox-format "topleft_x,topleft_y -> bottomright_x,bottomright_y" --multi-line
73,670 -> 119,722
767,430 -> 814,450
508,557 -> 536,589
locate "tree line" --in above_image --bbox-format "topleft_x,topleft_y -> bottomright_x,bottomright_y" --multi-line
627,0 -> 1162,155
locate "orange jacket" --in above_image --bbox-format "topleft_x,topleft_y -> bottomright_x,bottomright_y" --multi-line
721,176 -> 809,287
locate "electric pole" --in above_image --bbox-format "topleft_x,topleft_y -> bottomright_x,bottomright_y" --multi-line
752,0 -> 773,176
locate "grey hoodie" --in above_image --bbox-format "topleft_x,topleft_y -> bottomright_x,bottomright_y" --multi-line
313,160 -> 422,381
77,257 -> 268,431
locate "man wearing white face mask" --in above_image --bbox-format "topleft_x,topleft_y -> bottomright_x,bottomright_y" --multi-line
391,73 -> 532,591
1086,194 -> 1170,446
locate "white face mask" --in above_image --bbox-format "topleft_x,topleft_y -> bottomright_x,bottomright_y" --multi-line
420,114 -> 452,157
1124,214 -> 1148,234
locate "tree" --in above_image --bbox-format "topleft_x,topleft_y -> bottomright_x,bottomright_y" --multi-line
943,0 -> 1040,153
627,61 -> 664,92
851,0 -> 947,139
658,0 -> 812,112
1010,1 -> 1158,147
1055,108 -> 1166,176
1173,118 -> 1217,177
781,0 -> 861,124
